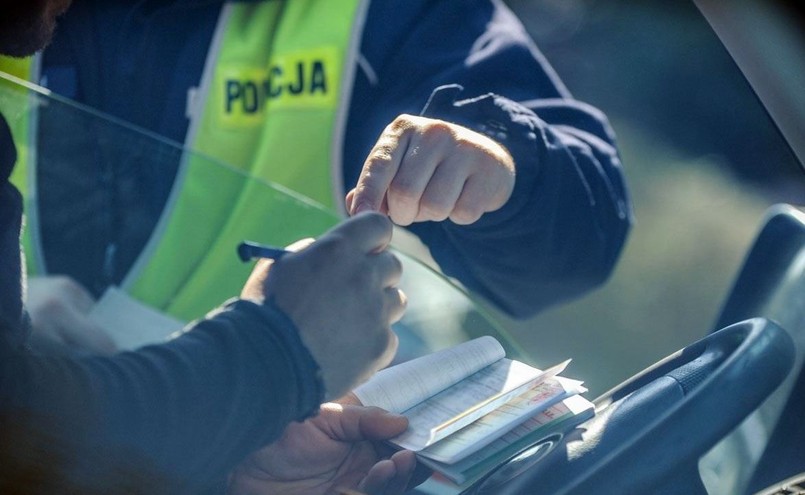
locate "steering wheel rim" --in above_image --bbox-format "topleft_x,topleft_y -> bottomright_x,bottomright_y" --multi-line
464,318 -> 794,495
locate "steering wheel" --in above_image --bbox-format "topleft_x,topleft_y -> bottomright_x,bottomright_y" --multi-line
462,318 -> 794,495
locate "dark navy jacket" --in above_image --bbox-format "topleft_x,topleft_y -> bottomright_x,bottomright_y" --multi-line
39,0 -> 632,317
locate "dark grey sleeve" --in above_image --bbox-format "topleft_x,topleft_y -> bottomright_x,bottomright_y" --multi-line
0,299 -> 323,493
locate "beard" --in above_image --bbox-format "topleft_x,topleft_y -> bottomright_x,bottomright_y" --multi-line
0,0 -> 72,58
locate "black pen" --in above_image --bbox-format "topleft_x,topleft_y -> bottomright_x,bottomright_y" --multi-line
237,241 -> 291,262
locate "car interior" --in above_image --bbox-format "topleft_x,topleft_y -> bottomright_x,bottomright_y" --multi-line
0,0 -> 802,493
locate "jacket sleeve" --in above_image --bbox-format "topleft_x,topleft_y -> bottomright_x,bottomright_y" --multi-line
0,298 -> 324,493
344,0 -> 632,318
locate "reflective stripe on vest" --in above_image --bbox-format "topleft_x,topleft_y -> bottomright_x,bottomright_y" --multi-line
0,57 -> 44,275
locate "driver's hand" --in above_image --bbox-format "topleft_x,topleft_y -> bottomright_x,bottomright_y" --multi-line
227,400 -> 422,495
240,212 -> 406,400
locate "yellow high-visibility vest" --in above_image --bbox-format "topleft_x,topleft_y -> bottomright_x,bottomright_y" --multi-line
0,57 -> 42,275
0,0 -> 368,321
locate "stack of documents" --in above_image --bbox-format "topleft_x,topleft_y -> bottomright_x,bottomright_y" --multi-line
354,336 -> 594,487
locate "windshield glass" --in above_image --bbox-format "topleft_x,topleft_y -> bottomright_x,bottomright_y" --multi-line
1,0 -> 801,395
505,0 -> 804,396
1,2 -> 802,494
0,72 -> 520,361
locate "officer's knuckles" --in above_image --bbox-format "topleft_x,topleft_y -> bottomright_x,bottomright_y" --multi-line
389,174 -> 424,200
414,114 -> 452,132
386,183 -> 422,219
387,114 -> 419,136
368,138 -> 401,164
418,195 -> 454,222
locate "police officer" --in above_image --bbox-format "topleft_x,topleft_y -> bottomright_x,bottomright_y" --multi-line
0,0 -> 632,353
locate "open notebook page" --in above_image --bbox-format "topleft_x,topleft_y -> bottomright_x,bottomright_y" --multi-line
422,393 -> 595,485
418,374 -> 583,464
390,359 -> 569,451
354,336 -> 506,413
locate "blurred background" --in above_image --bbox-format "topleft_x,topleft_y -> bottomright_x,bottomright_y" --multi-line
495,0 -> 804,397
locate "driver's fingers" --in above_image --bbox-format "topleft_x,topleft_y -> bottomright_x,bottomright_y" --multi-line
329,212 -> 394,254
384,450 -> 416,495
358,450 -> 417,495
376,327 -> 399,371
285,237 -> 315,252
373,250 -> 403,288
358,459 -> 396,495
328,405 -> 407,443
385,287 -> 407,324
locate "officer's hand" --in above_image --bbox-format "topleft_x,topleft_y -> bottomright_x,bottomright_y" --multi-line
240,212 -> 405,400
26,275 -> 117,355
346,114 -> 515,226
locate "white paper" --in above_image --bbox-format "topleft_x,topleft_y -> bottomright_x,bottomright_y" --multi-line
354,336 -> 505,413
418,372 -> 578,463
88,286 -> 187,350
422,392 -> 595,485
391,359 -> 544,451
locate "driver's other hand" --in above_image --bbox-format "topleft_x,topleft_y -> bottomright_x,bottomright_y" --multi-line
240,212 -> 405,401
26,275 -> 117,355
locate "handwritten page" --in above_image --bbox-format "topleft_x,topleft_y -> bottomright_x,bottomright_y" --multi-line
354,336 -> 505,413
391,358 -> 553,451
418,374 -> 581,463
423,393 -> 595,485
